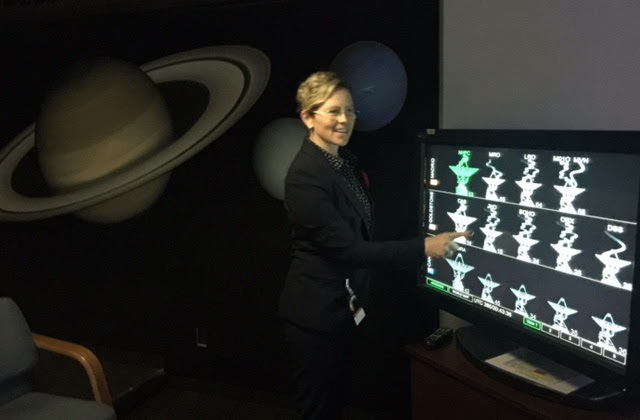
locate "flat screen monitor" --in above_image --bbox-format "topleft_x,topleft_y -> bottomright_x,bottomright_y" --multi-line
418,129 -> 640,408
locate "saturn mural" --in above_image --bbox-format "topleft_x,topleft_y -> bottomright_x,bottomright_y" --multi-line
0,45 -> 270,223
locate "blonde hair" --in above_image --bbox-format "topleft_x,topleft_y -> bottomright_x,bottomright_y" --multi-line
296,71 -> 348,115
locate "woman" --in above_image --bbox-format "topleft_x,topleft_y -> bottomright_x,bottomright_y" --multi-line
279,71 -> 470,419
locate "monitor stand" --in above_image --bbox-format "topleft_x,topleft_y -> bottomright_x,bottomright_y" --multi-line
455,325 -> 628,410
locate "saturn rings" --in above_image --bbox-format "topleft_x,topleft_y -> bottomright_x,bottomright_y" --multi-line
0,45 -> 270,221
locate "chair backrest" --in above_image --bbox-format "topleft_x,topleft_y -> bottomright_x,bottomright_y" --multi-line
0,297 -> 38,405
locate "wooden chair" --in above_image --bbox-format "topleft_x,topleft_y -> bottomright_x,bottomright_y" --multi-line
0,297 -> 116,419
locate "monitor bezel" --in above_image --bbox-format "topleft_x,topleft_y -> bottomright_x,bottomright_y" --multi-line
417,128 -> 640,392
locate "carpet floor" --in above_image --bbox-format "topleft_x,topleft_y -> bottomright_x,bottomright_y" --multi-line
120,376 -> 398,420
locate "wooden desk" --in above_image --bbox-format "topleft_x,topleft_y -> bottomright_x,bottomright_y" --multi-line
406,337 -> 638,419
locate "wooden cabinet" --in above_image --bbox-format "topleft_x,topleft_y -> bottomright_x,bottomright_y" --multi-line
406,337 -> 638,419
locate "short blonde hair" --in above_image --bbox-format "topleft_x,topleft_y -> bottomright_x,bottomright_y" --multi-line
296,71 -> 348,114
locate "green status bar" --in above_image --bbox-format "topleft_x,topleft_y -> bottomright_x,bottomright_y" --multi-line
523,318 -> 541,330
426,278 -> 449,292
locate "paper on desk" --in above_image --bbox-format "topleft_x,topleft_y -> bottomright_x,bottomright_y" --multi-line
485,347 -> 595,394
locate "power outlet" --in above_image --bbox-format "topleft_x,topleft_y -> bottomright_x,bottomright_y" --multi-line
195,327 -> 208,348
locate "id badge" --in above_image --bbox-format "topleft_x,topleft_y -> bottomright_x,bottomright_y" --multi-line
353,307 -> 366,326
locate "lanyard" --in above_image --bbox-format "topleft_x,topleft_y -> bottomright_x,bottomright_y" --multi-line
345,278 -> 357,312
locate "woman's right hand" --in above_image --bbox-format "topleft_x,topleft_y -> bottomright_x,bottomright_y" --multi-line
424,230 -> 473,259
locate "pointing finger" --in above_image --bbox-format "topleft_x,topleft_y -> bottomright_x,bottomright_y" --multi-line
449,230 -> 473,239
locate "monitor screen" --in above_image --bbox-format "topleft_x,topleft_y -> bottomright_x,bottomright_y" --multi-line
419,129 -> 640,383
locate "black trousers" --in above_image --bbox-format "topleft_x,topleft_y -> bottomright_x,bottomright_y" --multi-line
283,322 -> 359,420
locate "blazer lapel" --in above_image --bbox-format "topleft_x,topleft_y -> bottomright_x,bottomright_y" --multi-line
334,172 -> 374,239
301,140 -> 374,239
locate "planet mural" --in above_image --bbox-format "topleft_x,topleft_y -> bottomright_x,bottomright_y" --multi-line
252,118 -> 307,201
330,40 -> 407,131
36,57 -> 174,223
0,45 -> 270,222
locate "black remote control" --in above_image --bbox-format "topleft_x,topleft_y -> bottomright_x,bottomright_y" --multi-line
422,327 -> 453,349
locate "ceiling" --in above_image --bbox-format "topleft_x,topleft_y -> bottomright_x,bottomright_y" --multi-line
0,0 -> 286,24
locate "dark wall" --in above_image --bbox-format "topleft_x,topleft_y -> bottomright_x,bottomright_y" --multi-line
0,0 -> 439,413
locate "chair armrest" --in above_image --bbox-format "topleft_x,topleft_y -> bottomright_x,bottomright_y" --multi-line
32,333 -> 113,406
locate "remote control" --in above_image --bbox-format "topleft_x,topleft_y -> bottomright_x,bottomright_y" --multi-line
422,327 -> 453,349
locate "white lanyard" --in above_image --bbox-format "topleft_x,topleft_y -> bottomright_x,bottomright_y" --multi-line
345,278 -> 357,312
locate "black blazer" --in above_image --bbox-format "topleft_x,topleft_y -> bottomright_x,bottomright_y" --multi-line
278,139 -> 424,334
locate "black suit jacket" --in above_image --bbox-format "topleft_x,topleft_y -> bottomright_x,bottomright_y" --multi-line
279,139 -> 424,334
